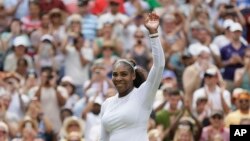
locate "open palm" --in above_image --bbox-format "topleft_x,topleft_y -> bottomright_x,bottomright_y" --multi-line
144,13 -> 160,34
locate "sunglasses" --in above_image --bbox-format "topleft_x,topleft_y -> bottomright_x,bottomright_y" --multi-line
239,99 -> 249,103
0,130 -> 7,134
212,115 -> 223,120
51,14 -> 61,18
244,55 -> 250,58
103,47 -> 113,50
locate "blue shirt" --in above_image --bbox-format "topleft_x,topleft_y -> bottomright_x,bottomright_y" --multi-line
4,0 -> 29,19
81,14 -> 98,41
220,43 -> 248,81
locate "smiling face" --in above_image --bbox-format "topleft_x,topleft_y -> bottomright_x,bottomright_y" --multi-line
112,62 -> 135,96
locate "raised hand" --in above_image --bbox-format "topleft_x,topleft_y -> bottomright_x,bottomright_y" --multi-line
144,13 -> 160,34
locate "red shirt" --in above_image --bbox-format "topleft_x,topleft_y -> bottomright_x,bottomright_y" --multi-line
39,0 -> 68,14
91,0 -> 125,15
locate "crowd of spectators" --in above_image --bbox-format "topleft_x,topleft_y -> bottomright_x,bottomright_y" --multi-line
0,0 -> 250,141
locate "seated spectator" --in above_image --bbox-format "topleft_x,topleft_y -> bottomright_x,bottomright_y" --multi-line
200,110 -> 230,141
225,91 -> 250,127
38,0 -> 69,14
60,108 -> 73,123
63,131 -> 84,141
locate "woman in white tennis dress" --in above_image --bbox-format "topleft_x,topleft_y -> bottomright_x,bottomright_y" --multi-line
100,13 -> 165,141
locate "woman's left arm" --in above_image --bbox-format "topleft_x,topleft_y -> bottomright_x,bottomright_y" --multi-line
139,13 -> 165,108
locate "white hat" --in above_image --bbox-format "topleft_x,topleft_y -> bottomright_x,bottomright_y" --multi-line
61,76 -> 74,84
223,19 -> 234,29
41,34 -> 54,42
90,96 -> 103,105
0,121 -> 9,133
232,88 -> 246,98
197,46 -> 211,55
230,22 -> 243,32
13,36 -> 29,47
204,68 -> 217,76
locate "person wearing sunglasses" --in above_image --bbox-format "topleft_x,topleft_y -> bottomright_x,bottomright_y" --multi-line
200,110 -> 229,141
225,91 -> 250,127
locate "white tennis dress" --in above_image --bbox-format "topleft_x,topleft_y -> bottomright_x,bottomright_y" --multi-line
100,37 -> 165,141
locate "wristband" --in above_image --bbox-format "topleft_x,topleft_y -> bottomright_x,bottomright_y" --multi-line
149,33 -> 159,38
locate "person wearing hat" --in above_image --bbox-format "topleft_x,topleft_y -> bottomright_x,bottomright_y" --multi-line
0,121 -> 9,141
35,34 -> 57,72
200,110 -> 229,141
183,47 -> 218,105
60,116 -> 85,140
4,35 -> 33,72
3,72 -> 30,122
219,22 -> 249,92
82,95 -> 102,141
192,68 -> 231,114
39,0 -> 68,14
61,76 -> 79,109
77,0 -> 98,41
225,91 -> 250,127
91,0 -> 125,16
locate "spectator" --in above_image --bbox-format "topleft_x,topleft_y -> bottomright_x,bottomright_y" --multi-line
39,0 -> 68,14
77,0 -> 98,42
155,88 -> 182,141
4,35 -> 33,72
60,108 -> 73,123
0,121 -> 9,141
63,131 -> 84,141
219,22 -> 249,92
182,47 -> 217,103
84,61 -> 114,99
192,68 -> 231,114
12,116 -> 44,141
60,116 -> 85,140
21,0 -> 41,34
234,48 -> 250,91
91,0 -> 125,16
15,58 -> 28,79
126,29 -> 152,70
200,110 -> 230,141
34,35 -> 57,72
225,91 -> 250,127
82,96 -> 102,141
0,1 -> 11,33
124,0 -> 149,17
34,68 -> 67,135
3,0 -> 29,19
60,76 -> 79,109
25,100 -> 53,141
62,33 -> 94,97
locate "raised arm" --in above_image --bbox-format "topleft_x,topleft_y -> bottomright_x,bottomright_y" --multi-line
138,13 -> 165,108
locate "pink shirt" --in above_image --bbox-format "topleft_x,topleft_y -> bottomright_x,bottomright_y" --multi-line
200,126 -> 230,141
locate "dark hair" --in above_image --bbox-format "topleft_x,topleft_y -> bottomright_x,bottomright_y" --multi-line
114,59 -> 147,88
73,33 -> 84,46
168,88 -> 181,96
17,58 -> 28,67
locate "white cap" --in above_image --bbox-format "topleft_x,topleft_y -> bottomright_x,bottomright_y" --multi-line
13,36 -> 29,47
232,88 -> 246,98
223,19 -> 234,29
90,96 -> 103,105
41,34 -> 54,42
230,22 -> 243,32
61,76 -> 74,84
197,46 -> 211,55
0,121 -> 8,133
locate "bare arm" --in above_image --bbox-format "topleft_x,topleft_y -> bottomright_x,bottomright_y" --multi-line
234,68 -> 244,87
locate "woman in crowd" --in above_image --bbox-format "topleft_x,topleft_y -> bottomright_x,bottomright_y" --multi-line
100,12 -> 165,141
